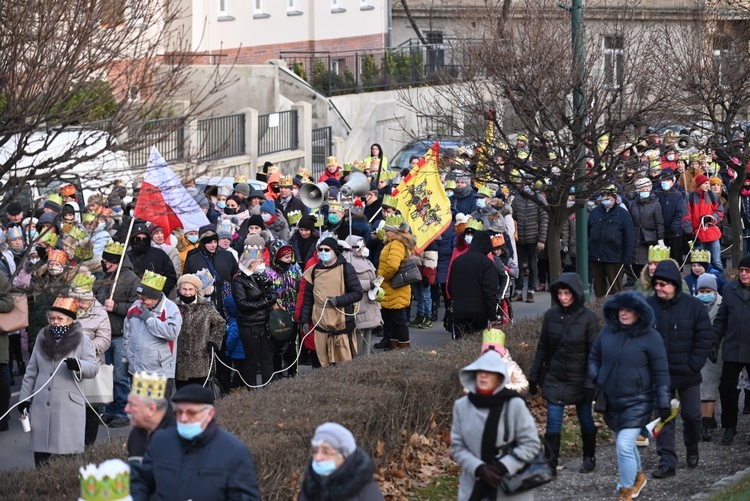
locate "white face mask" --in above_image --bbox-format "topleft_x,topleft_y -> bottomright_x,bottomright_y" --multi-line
254,263 -> 266,274
476,198 -> 486,208
566,200 -> 575,208
261,213 -> 272,222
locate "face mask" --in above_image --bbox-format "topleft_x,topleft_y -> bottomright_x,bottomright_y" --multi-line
128,209 -> 134,217
211,197 -> 217,204
445,190 -> 453,197
639,191 -> 651,199
271,186 -> 280,194
48,265 -> 64,276
464,235 -> 473,244
50,323 -> 71,341
312,459 -> 338,477
254,263 -> 266,274
217,201 -> 226,209
697,292 -> 715,304
328,214 -> 340,225
566,200 -> 575,208
601,199 -> 613,207
318,250 -> 332,263
111,206 -> 122,214
523,186 -> 533,194
176,421 -> 204,440
28,230 -> 39,242
476,198 -> 486,208
667,154 -> 675,161
178,293 -> 196,304
96,222 -> 105,231
224,207 -> 238,215
29,257 -> 40,265
261,213 -> 272,222
661,181 -> 672,191
186,234 -> 199,244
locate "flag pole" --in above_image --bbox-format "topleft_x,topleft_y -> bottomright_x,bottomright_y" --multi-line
108,215 -> 136,301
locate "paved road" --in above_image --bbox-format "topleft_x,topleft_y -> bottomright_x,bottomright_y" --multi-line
0,292 -> 551,471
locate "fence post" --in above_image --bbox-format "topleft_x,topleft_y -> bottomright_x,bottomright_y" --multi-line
327,54 -> 332,97
184,118 -> 199,164
293,101 -> 313,171
355,53 -> 360,93
241,107 -> 259,178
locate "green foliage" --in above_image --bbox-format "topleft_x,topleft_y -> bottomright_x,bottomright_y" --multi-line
54,80 -> 119,123
290,61 -> 307,81
361,54 -> 379,84
408,475 -> 460,500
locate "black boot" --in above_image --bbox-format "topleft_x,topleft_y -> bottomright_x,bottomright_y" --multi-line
580,429 -> 597,473
701,417 -> 713,442
13,361 -> 25,377
373,338 -> 391,349
544,433 -> 561,476
408,315 -> 424,328
431,300 -> 439,321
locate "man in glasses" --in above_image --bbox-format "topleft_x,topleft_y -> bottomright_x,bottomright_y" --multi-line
646,259 -> 713,479
126,223 -> 178,296
131,384 -> 260,500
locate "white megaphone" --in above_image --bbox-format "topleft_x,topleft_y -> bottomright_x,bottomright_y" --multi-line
340,171 -> 371,198
300,182 -> 329,208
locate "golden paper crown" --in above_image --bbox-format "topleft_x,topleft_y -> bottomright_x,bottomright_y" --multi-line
103,241 -> 125,256
46,193 -> 63,206
444,180 -> 457,190
297,167 -> 311,178
267,165 -> 281,175
72,271 -> 96,291
691,249 -> 711,263
327,200 -> 343,211
60,184 -> 76,197
313,213 -> 325,226
286,210 -> 302,225
647,245 -> 671,263
141,270 -> 167,291
384,214 -> 405,228
79,459 -> 131,501
491,233 -> 506,248
279,175 -> 294,187
382,194 -> 397,208
326,156 -> 338,167
66,226 -> 86,241
82,211 -> 97,223
131,372 -> 167,400
37,231 -> 59,247
47,249 -> 68,265
75,239 -> 94,260
689,153 -> 700,162
51,296 -> 77,315
477,185 -> 494,198
234,174 -> 248,184
466,219 -> 484,231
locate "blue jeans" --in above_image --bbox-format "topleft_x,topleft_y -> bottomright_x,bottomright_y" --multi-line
614,428 -> 642,489
546,401 -> 597,434
698,238 -> 723,272
415,283 -> 432,317
103,337 -> 130,419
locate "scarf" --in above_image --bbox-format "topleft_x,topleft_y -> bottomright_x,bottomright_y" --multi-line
467,388 -> 518,501
51,324 -> 72,341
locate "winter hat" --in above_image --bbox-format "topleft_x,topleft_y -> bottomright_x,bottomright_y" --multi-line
660,168 -> 675,181
234,183 -> 251,197
651,259 -> 682,288
177,274 -> 203,293
456,174 -> 471,185
324,178 -> 341,188
6,202 -> 23,216
248,189 -> 266,201
697,273 -> 718,292
695,174 -> 710,187
217,221 -> 235,240
318,237 -> 340,255
149,224 -> 163,237
634,177 -> 652,190
199,224 -> 218,242
193,193 -> 209,211
247,214 -> 266,230
276,245 -> 293,260
38,211 -> 58,227
298,216 -> 317,232
44,194 -> 63,213
709,176 -> 723,187
132,223 -> 150,238
171,384 -> 214,406
738,254 -> 750,270
260,199 -> 276,215
244,233 -> 266,248
311,422 -> 356,458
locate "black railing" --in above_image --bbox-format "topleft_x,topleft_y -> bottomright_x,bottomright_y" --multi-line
311,126 -> 332,180
258,110 -> 298,156
128,117 -> 186,167
280,40 -> 469,97
198,113 -> 246,161
418,114 -> 455,137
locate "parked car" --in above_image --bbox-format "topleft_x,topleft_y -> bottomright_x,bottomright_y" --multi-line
389,136 -> 475,171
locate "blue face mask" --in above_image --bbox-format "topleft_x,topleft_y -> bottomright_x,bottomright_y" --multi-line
464,235 -> 473,244
639,191 -> 651,199
697,292 -> 715,304
601,199 -> 613,207
28,230 -> 39,242
217,201 -> 226,209
476,198 -> 486,208
328,214 -> 340,225
176,421 -> 204,440
661,181 -> 672,191
186,234 -> 199,244
312,459 -> 338,477
445,190 -> 454,198
318,250 -> 332,263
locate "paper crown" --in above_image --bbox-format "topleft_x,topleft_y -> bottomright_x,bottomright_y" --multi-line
140,270 -> 167,292
216,221 -> 235,236
242,245 -> 263,262
689,153 -> 700,162
313,212 -> 325,226
286,210 -> 302,225
690,249 -> 711,264
234,174 -> 248,184
96,206 -> 112,218
46,193 -> 63,207
491,233 -> 506,249
382,194 -> 397,208
279,175 -> 294,187
51,296 -> 77,315
444,180 -> 457,190
477,185 -> 494,198
47,248 -> 68,265
60,184 -> 77,197
384,214 -> 405,228
267,165 -> 280,174
481,328 -> 506,355
342,163 -> 352,173
72,271 -> 96,291
217,185 -> 232,197
66,226 -> 86,242
7,226 -> 23,240
131,372 -> 168,400
103,241 -> 125,256
326,156 -> 338,167
327,200 -> 343,211
381,170 -> 398,181
647,245 -> 671,263
297,167 -> 312,178
75,239 -> 94,260
79,459 -> 131,501
466,219 -> 484,231
37,230 -> 59,247
649,159 -> 661,170
195,268 -> 215,292
82,211 -> 97,224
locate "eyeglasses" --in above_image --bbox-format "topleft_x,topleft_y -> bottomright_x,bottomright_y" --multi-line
653,280 -> 671,288
133,236 -> 148,241
47,315 -> 68,324
318,247 -> 332,252
173,406 -> 210,419
739,268 -> 750,274
310,446 -> 340,458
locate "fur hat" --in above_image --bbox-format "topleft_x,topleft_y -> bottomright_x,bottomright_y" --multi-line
177,274 -> 204,294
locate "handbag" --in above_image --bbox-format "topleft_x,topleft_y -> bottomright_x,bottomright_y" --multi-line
77,364 -> 114,405
389,258 -> 422,289
640,227 -> 658,246
593,388 -> 607,413
0,295 -> 29,332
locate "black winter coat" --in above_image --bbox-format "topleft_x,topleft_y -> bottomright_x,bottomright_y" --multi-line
94,255 -> 140,337
275,195 -> 308,224
589,291 -> 671,432
512,194 -> 548,245
655,187 -> 687,237
131,420 -> 260,501
529,273 -> 600,405
646,291 -> 713,389
184,246 -> 239,316
447,231 -> 499,320
127,246 -> 178,295
714,280 -> 750,364
627,195 -> 665,265
231,270 -> 276,328
588,203 -> 634,265
299,447 -> 384,501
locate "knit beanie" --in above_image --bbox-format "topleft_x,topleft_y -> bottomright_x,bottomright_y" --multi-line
260,199 -> 276,215
234,183 -> 251,197
318,237 -> 340,255
696,273 -> 718,292
311,423 -> 356,458
695,174 -> 710,187
738,254 -> 750,270
247,214 -> 266,230
244,233 -> 266,248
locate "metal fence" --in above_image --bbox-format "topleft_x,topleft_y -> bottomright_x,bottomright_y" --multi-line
281,39 -> 469,97
311,126 -> 332,179
127,117 -> 186,167
198,113 -> 246,161
257,110 -> 298,156
418,114 -> 455,137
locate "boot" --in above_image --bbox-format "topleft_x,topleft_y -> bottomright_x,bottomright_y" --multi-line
701,417 -> 713,442
397,341 -> 410,349
525,291 -> 535,303
373,338 -> 391,349
580,429 -> 597,473
389,340 -> 399,350
544,433 -> 561,475
431,300 -> 439,321
13,361 -> 25,377
408,315 -> 424,328
617,486 -> 633,501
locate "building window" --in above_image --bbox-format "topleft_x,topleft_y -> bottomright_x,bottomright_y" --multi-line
425,31 -> 445,74
219,0 -> 228,16
602,35 -> 624,89
253,0 -> 269,19
331,0 -> 345,13
287,0 -> 295,10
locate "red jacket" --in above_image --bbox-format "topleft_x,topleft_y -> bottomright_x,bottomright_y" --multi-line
683,189 -> 724,243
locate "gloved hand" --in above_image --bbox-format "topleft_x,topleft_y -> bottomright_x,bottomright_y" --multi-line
18,401 -> 30,414
302,323 -> 311,335
475,464 -> 503,488
536,242 -> 545,253
326,296 -> 338,307
206,341 -> 220,354
266,293 -> 278,307
528,381 -> 538,395
562,246 -> 568,254
659,408 -> 672,422
657,239 -> 665,247
709,346 -> 718,364
139,308 -> 153,321
583,387 -> 596,402
65,357 -> 80,372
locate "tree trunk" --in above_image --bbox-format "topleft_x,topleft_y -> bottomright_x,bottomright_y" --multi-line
546,208 -> 568,284
400,0 -> 428,45
729,178 -> 744,267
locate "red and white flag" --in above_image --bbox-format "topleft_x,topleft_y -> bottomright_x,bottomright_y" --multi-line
134,147 -> 209,242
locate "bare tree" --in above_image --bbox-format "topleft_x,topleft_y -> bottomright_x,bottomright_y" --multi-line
399,0 -> 676,279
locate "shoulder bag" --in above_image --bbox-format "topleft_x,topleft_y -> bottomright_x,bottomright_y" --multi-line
75,364 -> 114,405
390,258 -> 422,289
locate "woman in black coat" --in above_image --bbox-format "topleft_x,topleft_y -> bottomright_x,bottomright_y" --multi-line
588,291 -> 671,500
231,249 -> 277,386
528,272 -> 600,473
